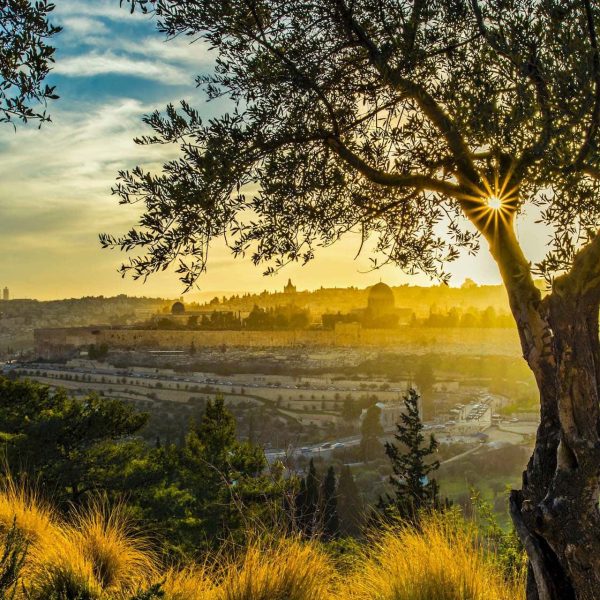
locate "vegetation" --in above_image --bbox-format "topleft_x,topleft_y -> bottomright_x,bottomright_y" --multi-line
0,377 -> 282,557
0,0 -> 60,126
359,404 -> 383,462
381,389 -> 442,520
0,480 -> 523,600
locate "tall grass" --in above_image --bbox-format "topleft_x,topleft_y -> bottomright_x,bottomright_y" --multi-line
0,482 -> 525,600
340,512 -> 524,600
218,537 -> 337,600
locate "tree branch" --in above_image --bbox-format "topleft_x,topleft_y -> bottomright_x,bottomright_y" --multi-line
574,0 -> 600,168
326,136 -> 461,197
245,0 -> 341,135
331,0 -> 480,188
470,0 -> 553,176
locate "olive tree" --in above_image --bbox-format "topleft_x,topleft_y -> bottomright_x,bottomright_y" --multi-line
105,2 -> 600,597
0,0 -> 60,126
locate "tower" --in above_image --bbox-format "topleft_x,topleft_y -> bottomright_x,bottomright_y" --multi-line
2,287 -> 8,301
284,278 -> 297,294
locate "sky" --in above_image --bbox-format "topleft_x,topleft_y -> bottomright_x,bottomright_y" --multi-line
0,0 -> 543,301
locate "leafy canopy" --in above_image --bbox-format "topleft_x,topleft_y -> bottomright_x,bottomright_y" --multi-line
0,0 -> 60,126
106,1 -> 600,288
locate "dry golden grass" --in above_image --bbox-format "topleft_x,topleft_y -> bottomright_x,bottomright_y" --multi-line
217,537 -> 338,600
0,482 -> 525,600
162,565 -> 217,600
339,512 -> 524,600
65,500 -> 159,595
0,478 -> 59,547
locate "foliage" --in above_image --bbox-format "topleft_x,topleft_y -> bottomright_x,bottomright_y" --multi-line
0,378 -> 286,558
218,537 -> 336,600
319,467 -> 338,540
382,388 -> 441,520
294,459 -> 319,537
470,489 -> 528,587
336,466 -> 363,538
345,510 -> 524,600
0,0 -> 60,126
359,404 -> 383,462
0,484 -> 525,599
87,344 -> 109,361
106,0 -> 600,289
128,583 -> 165,600
0,377 -> 147,504
0,520 -> 27,599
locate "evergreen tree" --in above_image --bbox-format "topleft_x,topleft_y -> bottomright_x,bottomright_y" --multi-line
360,404 -> 383,461
414,361 -> 435,420
341,398 -> 361,423
193,396 -> 236,468
384,389 -> 440,521
337,465 -> 363,537
295,458 -> 319,536
320,466 -> 338,540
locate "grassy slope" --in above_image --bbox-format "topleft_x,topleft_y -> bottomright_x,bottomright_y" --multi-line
0,482 -> 525,600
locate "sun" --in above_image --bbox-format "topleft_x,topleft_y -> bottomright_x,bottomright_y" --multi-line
486,195 -> 502,210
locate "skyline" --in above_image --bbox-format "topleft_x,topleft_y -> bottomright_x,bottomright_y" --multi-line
1,0 -> 545,301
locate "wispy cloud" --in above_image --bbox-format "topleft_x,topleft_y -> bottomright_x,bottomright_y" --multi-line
54,51 -> 194,85
59,16 -> 109,36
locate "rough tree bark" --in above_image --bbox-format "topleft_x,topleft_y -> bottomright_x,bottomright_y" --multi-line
486,216 -> 600,599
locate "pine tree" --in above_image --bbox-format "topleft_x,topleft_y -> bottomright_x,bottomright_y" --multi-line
320,466 -> 339,540
194,396 -> 236,467
337,465 -> 363,537
384,388 -> 441,521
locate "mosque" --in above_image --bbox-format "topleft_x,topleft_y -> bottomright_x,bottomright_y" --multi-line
363,282 -> 400,328
322,281 -> 409,329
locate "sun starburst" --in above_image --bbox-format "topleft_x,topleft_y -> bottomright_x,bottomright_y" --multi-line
457,165 -> 520,235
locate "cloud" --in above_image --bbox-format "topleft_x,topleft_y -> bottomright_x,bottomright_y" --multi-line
59,16 -> 109,37
54,51 -> 194,85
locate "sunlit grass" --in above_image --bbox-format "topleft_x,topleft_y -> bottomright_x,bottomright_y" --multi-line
0,482 -> 525,600
162,564 -> 217,600
340,512 -> 524,600
218,537 -> 338,600
65,499 -> 159,595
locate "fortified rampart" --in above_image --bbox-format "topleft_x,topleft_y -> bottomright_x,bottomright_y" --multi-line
34,322 -> 521,358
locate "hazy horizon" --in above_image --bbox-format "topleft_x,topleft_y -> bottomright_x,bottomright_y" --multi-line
2,276 -> 516,303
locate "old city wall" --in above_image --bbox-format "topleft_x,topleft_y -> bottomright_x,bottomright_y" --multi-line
35,324 -> 521,356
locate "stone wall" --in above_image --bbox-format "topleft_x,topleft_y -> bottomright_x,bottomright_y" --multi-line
34,323 -> 521,358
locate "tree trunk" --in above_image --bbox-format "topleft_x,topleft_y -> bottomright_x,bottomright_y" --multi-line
510,292 -> 600,600
487,222 -> 600,599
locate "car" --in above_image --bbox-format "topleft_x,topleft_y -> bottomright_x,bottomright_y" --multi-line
332,443 -> 345,450
321,442 -> 332,449
300,447 -> 311,454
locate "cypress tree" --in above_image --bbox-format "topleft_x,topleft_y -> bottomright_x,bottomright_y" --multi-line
384,388 -> 441,521
337,465 -> 363,537
295,458 -> 319,536
320,466 -> 339,539
360,404 -> 383,461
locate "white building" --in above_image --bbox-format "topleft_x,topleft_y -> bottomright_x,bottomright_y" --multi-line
360,401 -> 409,430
